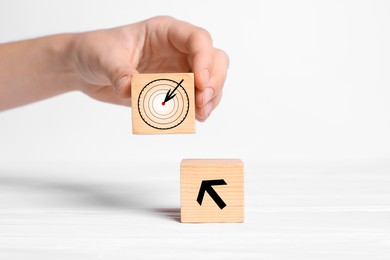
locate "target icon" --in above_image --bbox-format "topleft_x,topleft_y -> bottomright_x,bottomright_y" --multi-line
137,78 -> 190,130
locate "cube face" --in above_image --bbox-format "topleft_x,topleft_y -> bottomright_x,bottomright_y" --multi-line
181,159 -> 244,223
131,73 -> 195,134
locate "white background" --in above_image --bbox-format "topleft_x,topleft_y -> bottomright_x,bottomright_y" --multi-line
1,1 -> 390,259
0,0 -> 389,164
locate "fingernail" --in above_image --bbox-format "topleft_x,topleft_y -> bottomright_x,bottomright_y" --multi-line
116,76 -> 128,95
205,101 -> 213,118
204,87 -> 214,106
202,69 -> 209,89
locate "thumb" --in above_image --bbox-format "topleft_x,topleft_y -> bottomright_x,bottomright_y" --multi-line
108,66 -> 138,99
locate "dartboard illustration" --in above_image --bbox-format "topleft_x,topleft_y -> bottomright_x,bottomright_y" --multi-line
137,78 -> 190,130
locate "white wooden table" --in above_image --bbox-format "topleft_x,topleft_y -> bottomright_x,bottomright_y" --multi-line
1,160 -> 389,259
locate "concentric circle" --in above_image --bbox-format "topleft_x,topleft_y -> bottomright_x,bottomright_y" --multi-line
138,78 -> 190,130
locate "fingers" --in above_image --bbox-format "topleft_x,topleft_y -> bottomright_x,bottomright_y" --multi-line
196,90 -> 223,122
164,17 -> 229,121
163,16 -> 213,55
195,49 -> 229,121
163,16 -> 215,91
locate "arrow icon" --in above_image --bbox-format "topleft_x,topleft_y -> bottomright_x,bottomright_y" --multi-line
197,179 -> 227,210
162,79 -> 184,105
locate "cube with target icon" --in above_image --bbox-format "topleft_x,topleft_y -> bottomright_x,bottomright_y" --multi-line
131,73 -> 196,134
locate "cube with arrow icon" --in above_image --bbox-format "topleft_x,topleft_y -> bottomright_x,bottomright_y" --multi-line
180,159 -> 244,223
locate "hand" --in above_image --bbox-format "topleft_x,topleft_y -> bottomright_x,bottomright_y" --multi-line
71,16 -> 229,121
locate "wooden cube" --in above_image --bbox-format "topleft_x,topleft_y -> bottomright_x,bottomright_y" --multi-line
131,73 -> 195,134
180,159 -> 244,223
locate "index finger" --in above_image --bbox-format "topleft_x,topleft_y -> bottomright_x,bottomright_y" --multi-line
164,17 -> 215,91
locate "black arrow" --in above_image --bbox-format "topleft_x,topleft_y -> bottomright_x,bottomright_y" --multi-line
197,179 -> 227,210
163,79 -> 184,104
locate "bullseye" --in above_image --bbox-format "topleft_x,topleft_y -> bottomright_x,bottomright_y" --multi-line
151,92 -> 175,117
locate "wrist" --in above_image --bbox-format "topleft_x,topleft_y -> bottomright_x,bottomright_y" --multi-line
0,32 -> 87,111
49,33 -> 83,93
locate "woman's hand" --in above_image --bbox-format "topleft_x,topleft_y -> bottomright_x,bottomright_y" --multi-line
72,16 -> 229,121
0,16 -> 228,121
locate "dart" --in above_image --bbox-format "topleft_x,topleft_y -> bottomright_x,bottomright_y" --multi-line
162,79 -> 184,106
